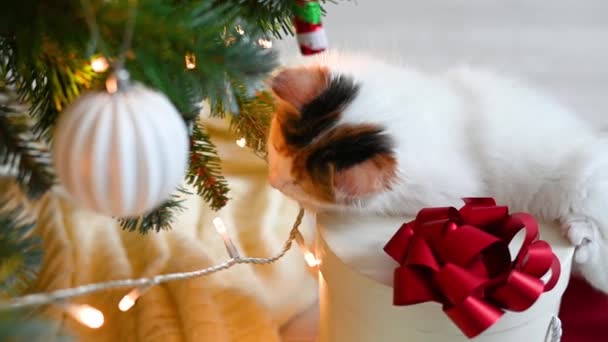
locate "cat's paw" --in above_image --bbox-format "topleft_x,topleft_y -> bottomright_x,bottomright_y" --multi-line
562,218 -> 600,264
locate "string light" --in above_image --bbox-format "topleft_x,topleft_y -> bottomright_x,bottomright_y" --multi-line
236,138 -> 247,148
90,56 -> 109,73
118,294 -> 136,312
185,53 -> 196,69
0,209 -> 307,314
213,217 -> 240,258
118,286 -> 150,312
294,229 -> 320,267
64,304 -> 104,329
304,251 -> 320,267
257,38 -> 273,49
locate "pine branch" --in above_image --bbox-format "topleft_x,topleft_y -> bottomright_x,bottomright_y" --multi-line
124,2 -> 280,118
118,188 -> 188,234
0,106 -> 55,199
227,0 -> 295,38
187,120 -> 230,211
0,37 -> 98,139
228,88 -> 274,160
0,184 -> 70,340
226,0 -> 335,38
0,196 -> 42,297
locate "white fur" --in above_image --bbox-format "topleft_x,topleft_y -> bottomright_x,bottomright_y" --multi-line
270,52 -> 608,292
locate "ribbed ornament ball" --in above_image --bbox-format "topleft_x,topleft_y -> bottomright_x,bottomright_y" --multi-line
52,83 -> 189,217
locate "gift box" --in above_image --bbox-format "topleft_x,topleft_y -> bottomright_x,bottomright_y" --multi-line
315,199 -> 575,342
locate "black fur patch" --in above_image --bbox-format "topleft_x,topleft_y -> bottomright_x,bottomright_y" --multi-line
306,127 -> 394,173
283,75 -> 360,147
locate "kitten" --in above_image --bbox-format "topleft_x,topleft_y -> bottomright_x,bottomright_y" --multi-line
266,53 -> 608,293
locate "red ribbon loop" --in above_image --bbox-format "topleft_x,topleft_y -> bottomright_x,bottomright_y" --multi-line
384,198 -> 561,338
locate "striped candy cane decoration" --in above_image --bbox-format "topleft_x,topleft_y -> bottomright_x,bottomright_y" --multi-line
293,0 -> 328,55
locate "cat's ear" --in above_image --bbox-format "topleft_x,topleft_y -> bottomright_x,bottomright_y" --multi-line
270,66 -> 330,109
333,154 -> 397,197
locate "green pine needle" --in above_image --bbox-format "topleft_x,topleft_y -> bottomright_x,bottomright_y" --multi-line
226,0 -> 334,38
0,200 -> 43,297
0,106 -> 55,199
228,87 -> 274,160
0,38 -> 98,139
118,188 -> 188,234
187,121 -> 230,211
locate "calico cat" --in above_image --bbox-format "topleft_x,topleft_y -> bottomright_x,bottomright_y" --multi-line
266,53 -> 608,293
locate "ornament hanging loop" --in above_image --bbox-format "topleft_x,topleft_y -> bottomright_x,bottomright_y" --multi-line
103,0 -> 137,94
106,0 -> 137,94
114,0 -> 138,71
105,68 -> 131,94
80,0 -> 110,58
80,0 -> 138,93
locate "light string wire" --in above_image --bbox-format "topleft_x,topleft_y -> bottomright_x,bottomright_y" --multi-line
80,0 -> 109,57
0,208 -> 306,311
114,0 -> 138,71
80,0 -> 115,58
80,0 -> 137,64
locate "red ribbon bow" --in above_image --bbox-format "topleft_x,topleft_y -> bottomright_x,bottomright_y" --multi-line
383,198 -> 561,338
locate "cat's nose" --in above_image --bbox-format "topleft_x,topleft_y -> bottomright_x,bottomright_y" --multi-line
269,170 -> 289,190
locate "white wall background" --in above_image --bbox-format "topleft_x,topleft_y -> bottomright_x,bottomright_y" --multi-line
274,0 -> 608,125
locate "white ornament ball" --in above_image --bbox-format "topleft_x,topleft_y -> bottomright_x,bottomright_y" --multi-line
52,83 -> 189,217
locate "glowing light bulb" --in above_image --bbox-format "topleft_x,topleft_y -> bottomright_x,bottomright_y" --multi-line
91,56 -> 109,73
118,291 -> 138,312
66,304 -> 104,329
119,286 -> 151,312
185,53 -> 196,70
293,230 -> 319,267
304,252 -> 320,267
118,295 -> 135,312
213,217 -> 239,258
213,217 -> 227,234
257,38 -> 273,49
236,138 -> 246,148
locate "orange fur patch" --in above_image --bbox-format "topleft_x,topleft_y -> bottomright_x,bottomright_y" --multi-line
334,154 -> 397,197
271,66 -> 330,109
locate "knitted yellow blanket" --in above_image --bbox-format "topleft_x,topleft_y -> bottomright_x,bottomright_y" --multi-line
28,117 -> 317,341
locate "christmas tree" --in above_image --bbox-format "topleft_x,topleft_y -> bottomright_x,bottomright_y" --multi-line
0,0 -> 330,339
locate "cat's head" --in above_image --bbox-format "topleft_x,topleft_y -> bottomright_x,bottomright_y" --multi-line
267,65 -> 398,212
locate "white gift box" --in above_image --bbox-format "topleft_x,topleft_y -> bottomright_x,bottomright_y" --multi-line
315,212 -> 575,342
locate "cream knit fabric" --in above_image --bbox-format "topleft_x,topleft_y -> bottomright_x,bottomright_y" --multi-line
26,117 -> 317,341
